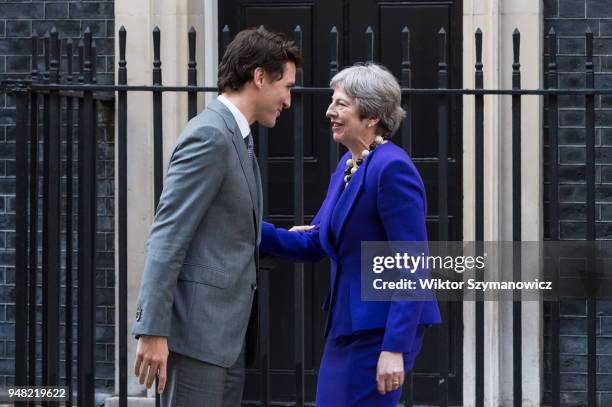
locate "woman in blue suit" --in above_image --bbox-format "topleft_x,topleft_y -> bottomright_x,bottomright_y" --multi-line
260,63 -> 441,406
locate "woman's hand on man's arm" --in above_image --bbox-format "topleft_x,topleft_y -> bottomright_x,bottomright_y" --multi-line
289,225 -> 316,232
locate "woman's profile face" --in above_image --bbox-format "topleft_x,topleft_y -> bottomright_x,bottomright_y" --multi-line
326,85 -> 370,145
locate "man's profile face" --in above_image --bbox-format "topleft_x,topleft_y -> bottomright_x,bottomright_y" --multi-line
254,62 -> 296,128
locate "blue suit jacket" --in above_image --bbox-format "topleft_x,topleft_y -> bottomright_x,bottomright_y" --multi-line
261,142 -> 441,353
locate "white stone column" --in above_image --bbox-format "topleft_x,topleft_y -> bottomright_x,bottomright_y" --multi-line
462,0 -> 543,405
110,0 -> 217,403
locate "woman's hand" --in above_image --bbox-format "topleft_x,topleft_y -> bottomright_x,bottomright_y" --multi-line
376,351 -> 404,395
289,225 -> 316,232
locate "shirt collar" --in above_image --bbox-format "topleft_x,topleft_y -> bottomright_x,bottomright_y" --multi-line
217,94 -> 251,139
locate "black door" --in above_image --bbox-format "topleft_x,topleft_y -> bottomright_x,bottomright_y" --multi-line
219,1 -> 463,405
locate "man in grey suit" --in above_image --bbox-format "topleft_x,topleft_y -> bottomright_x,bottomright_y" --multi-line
132,28 -> 302,406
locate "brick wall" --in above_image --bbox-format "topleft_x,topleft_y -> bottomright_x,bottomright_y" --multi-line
0,1 -> 115,403
544,0 -> 612,405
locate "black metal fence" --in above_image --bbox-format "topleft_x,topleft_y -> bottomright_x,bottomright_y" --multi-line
1,23 -> 611,407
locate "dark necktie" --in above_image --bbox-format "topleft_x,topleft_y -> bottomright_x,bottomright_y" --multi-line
244,133 -> 254,162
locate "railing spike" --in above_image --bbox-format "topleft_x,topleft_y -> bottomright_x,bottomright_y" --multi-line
119,26 -> 126,62
30,31 -> 38,80
188,26 -> 197,66
83,27 -> 93,84
43,31 -> 50,83
513,29 -> 520,65
329,26 -> 339,81
438,28 -> 447,65
78,38 -> 84,84
586,28 -> 593,64
401,26 -> 411,67
365,26 -> 374,62
153,26 -> 161,63
221,25 -> 232,57
475,30 -> 482,64
91,39 -> 97,84
66,38 -> 73,80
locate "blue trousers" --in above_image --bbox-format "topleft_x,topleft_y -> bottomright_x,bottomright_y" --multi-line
316,327 -> 425,407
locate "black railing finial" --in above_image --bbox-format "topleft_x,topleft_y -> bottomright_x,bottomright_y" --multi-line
83,27 -> 93,84
294,26 -> 303,86
153,26 -> 161,64
329,26 -> 338,80
513,28 -> 520,65
401,26 -> 411,70
43,31 -> 50,84
512,29 -> 521,90
119,26 -> 127,67
437,27 -> 447,67
547,27 -> 557,76
188,26 -> 197,70
475,28 -> 483,89
585,27 -> 593,65
66,38 -> 73,84
30,31 -> 39,82
118,27 -> 127,87
512,29 -> 521,89
222,25 -> 231,57
188,26 -> 198,120
49,27 -> 59,85
365,26 -> 374,62
475,28 -> 483,67
78,39 -> 84,84
585,28 -> 594,89
91,39 -> 97,84
153,26 -> 162,86
399,25 -> 413,156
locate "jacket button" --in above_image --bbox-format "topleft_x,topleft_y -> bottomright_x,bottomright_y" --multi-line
251,283 -> 257,291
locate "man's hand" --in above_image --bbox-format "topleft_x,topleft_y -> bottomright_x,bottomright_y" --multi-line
134,335 -> 169,394
376,351 -> 404,395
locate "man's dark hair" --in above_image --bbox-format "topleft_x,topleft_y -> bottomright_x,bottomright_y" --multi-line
218,27 -> 303,92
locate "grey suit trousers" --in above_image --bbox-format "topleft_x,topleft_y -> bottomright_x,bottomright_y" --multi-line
161,345 -> 246,407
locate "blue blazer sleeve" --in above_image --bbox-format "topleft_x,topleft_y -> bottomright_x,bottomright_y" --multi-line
260,211 -> 326,263
377,158 -> 429,353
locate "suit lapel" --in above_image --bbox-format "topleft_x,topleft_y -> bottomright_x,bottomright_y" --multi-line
329,150 -> 374,246
230,130 -> 259,213
319,166 -> 345,260
208,100 -> 259,216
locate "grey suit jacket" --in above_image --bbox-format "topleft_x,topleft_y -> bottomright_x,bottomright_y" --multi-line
132,99 -> 263,368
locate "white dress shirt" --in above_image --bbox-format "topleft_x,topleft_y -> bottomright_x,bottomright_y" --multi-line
217,94 -> 251,139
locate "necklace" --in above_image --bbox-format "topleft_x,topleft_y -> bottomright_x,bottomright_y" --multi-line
343,135 -> 387,186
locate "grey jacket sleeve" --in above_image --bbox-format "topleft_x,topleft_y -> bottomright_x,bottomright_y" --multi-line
132,126 -> 228,337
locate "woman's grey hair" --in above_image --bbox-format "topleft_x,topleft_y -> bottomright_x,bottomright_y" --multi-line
329,63 -> 406,138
